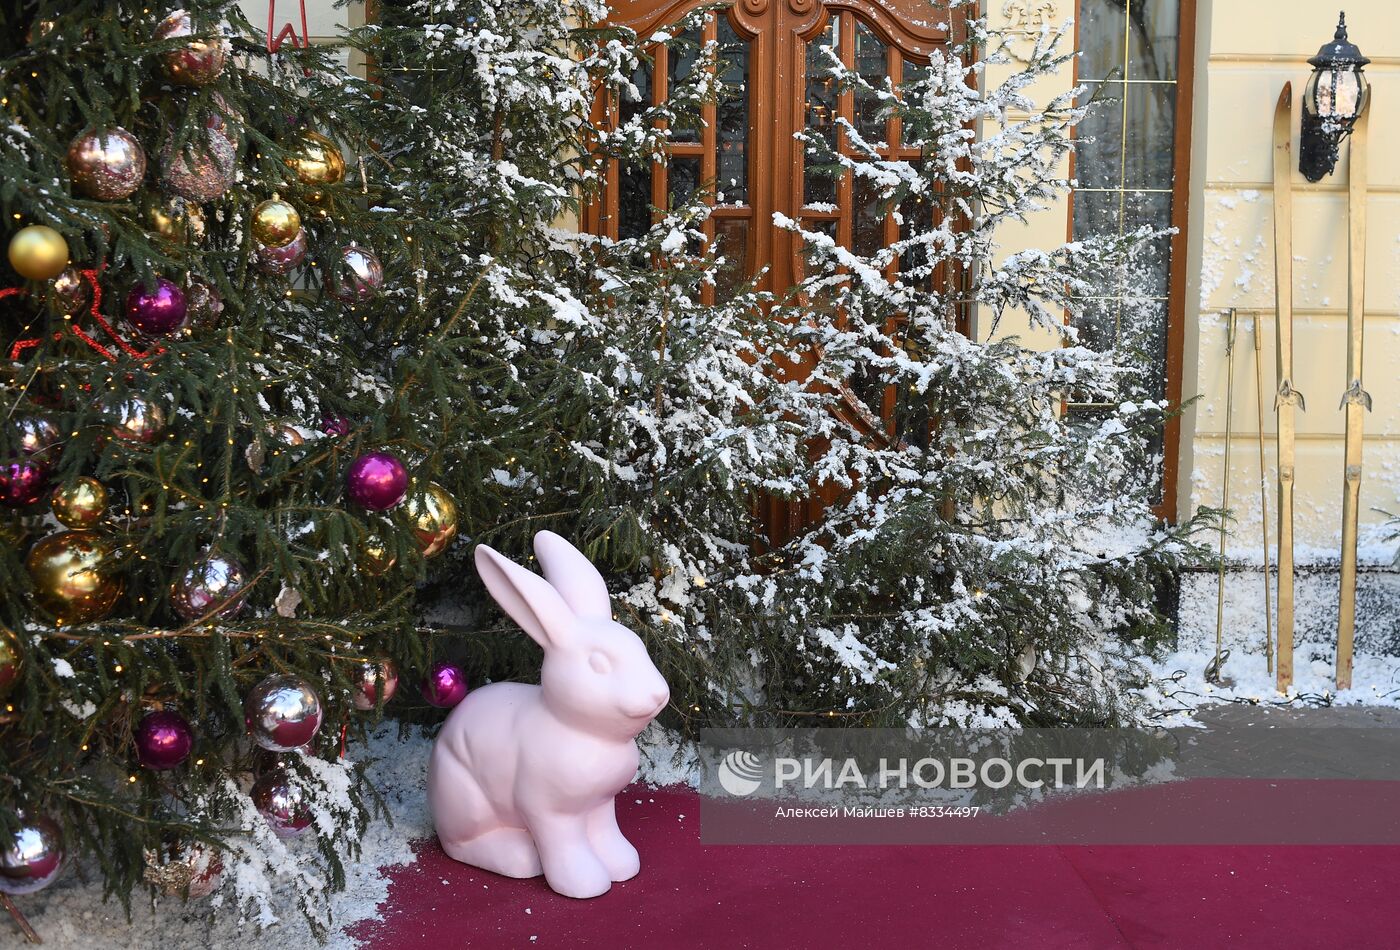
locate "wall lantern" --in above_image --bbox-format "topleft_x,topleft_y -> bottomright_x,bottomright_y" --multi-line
1300,12 -> 1370,182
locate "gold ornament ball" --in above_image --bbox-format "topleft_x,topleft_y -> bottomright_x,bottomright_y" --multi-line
360,532 -> 396,576
0,626 -> 22,700
26,530 -> 124,625
146,198 -> 205,243
8,226 -> 70,282
50,477 -> 108,529
286,132 -> 345,187
403,482 -> 459,559
251,199 -> 301,249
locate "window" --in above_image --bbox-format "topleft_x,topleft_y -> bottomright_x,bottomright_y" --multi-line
610,14 -> 753,299
1071,0 -> 1194,518
593,0 -> 952,303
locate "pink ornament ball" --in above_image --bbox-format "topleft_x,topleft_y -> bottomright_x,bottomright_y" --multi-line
422,661 -> 468,709
327,245 -> 384,302
255,227 -> 308,276
135,710 -> 194,770
321,415 -> 352,437
345,451 -> 408,511
125,278 -> 188,336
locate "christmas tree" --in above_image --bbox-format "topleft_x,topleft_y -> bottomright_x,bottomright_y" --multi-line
762,6 -> 1213,726
0,0 -> 461,930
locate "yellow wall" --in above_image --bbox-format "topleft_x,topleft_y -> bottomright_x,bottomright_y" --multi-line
1185,0 -> 1399,562
985,1 -> 1400,563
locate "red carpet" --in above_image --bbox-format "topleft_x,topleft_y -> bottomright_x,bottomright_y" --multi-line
349,785 -> 1400,948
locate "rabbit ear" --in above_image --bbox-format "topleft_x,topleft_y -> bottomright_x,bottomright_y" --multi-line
533,531 -> 612,621
475,544 -> 574,650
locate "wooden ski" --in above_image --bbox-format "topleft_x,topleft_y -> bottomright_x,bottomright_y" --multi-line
1272,83 -> 1300,693
1337,104 -> 1371,691
1253,315 -> 1274,675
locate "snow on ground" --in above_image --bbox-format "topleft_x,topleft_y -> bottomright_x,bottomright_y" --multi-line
1141,647 -> 1400,727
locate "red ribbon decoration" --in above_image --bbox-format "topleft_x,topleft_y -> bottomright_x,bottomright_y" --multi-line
267,0 -> 312,77
6,269 -> 166,364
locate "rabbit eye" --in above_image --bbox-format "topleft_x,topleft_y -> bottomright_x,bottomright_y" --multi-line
588,651 -> 612,675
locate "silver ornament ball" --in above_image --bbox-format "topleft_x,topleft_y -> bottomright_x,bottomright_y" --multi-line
250,769 -> 312,838
245,673 -> 324,752
0,813 -> 64,895
170,551 -> 249,621
328,245 -> 384,302
351,657 -> 399,711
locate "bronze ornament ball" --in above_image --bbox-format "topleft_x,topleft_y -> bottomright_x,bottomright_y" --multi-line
25,530 -> 125,625
154,10 -> 227,87
8,225 -> 70,281
50,477 -> 108,529
161,130 -> 235,203
12,414 -> 60,460
350,657 -> 399,711
103,393 -> 167,443
66,128 -> 146,201
251,198 -> 302,249
50,267 -> 93,315
183,279 -> 225,331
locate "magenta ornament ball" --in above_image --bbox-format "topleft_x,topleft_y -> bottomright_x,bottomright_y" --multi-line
0,814 -> 64,895
345,451 -> 409,511
245,673 -> 323,752
422,661 -> 468,708
250,769 -> 312,838
0,460 -> 49,508
321,415 -> 351,437
125,278 -> 188,336
135,710 -> 194,770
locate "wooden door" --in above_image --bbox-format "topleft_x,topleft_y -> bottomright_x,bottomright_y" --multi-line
591,0 -> 958,539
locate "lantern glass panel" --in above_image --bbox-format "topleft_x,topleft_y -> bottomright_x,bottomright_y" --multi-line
1321,68 -> 1363,119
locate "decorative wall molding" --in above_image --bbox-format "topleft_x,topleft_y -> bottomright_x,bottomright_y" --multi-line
999,0 -> 1060,62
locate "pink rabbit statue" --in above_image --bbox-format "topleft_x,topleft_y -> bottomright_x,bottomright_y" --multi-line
427,530 -> 671,898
